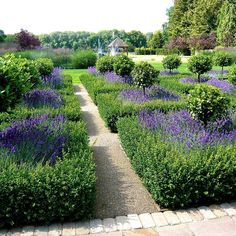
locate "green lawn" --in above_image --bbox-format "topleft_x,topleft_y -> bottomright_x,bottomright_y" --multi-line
63,69 -> 87,84
150,61 -> 230,75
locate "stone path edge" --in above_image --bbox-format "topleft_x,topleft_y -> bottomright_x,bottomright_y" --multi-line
1,202 -> 235,235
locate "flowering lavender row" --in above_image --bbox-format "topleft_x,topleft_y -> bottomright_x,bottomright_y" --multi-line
104,71 -> 133,84
180,77 -> 208,84
0,114 -> 67,165
208,69 -> 229,78
42,67 -> 64,89
23,89 -> 64,109
180,77 -> 234,93
87,67 -> 133,84
207,78 -> 234,93
139,109 -> 236,149
120,86 -> 180,103
160,70 -> 180,76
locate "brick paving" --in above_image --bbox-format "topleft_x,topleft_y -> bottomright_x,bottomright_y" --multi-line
1,201 -> 235,236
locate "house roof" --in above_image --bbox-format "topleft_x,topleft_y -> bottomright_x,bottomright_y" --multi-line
108,37 -> 129,48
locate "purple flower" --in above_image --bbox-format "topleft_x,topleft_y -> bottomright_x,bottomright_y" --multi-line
104,71 -> 133,84
139,109 -> 236,149
208,70 -> 229,78
160,70 -> 179,76
88,66 -> 97,74
120,86 -> 180,103
0,115 -> 67,165
180,77 -> 209,84
23,89 -> 63,108
42,67 -> 64,89
180,77 -> 198,84
207,78 -> 234,93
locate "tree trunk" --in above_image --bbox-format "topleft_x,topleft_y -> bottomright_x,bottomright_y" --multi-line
143,87 -> 146,96
222,66 -> 224,76
198,74 -> 201,83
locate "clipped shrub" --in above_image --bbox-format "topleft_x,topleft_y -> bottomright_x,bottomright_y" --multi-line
228,64 -> 236,85
72,50 -> 97,69
188,54 -> 213,82
0,54 -> 40,111
113,54 -> 135,76
162,55 -> 182,73
188,84 -> 230,125
35,57 -> 54,76
96,55 -> 115,73
131,62 -> 159,95
213,52 -> 232,75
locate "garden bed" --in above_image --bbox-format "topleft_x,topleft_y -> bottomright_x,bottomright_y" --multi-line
117,110 -> 236,209
0,65 -> 96,228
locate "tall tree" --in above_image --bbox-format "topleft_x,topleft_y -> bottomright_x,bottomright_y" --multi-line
190,0 -> 223,36
148,31 -> 164,48
0,30 -> 6,42
168,0 -> 196,38
217,0 -> 236,46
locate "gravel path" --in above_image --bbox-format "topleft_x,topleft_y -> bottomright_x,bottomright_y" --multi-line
75,85 -> 159,219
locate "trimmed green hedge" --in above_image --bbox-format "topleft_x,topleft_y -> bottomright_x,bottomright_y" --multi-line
0,121 -> 96,227
117,116 -> 236,209
80,73 -> 129,104
0,75 -> 81,125
96,93 -> 187,132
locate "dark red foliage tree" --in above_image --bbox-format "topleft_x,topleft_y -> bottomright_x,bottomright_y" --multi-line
189,32 -> 217,51
16,29 -> 41,49
167,37 -> 190,55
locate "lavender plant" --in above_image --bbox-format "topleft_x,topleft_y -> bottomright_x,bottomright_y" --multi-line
0,115 -> 67,165
23,89 -> 64,108
120,86 -> 180,103
207,78 -> 234,93
42,67 -> 64,89
139,109 -> 236,149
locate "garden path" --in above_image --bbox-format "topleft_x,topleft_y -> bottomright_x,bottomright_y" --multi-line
74,85 -> 159,219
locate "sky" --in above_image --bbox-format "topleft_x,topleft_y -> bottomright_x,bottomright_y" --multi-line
1,0 -> 174,35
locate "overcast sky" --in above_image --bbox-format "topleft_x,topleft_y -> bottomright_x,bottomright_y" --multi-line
1,0 -> 174,34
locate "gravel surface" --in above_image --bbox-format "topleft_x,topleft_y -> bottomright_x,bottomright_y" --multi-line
75,85 -> 159,218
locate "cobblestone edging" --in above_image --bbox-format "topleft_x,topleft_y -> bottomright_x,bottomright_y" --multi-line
0,202 -> 235,235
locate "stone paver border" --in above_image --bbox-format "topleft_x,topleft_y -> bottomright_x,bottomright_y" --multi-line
1,202 -> 235,235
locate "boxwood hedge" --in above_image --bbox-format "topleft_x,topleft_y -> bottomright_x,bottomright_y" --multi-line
0,72 -> 96,227
117,116 -> 236,209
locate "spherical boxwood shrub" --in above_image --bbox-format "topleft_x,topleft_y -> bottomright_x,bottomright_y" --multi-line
72,50 -> 97,69
131,61 -> 159,95
214,52 -> 232,75
96,55 -> 115,73
162,54 -> 182,73
0,54 -> 40,112
228,64 -> 236,85
188,54 -> 213,82
35,57 -> 54,76
113,54 -> 135,77
188,84 -> 230,125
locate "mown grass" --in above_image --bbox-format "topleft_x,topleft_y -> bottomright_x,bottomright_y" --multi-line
63,69 -> 87,85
